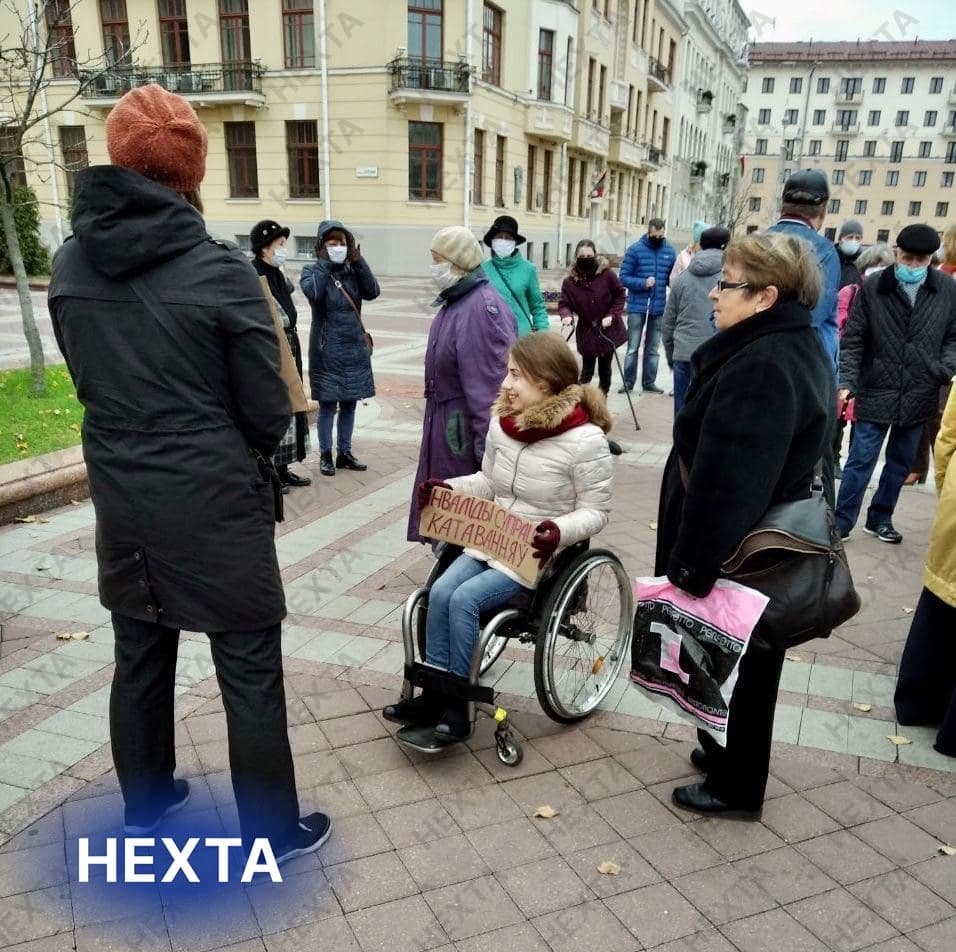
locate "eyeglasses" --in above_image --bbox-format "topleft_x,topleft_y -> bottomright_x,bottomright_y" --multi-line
715,279 -> 751,292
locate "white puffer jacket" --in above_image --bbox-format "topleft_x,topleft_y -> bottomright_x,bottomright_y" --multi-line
447,384 -> 614,586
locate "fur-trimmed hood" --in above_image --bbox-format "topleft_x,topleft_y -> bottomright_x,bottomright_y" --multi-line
570,255 -> 611,281
492,383 -> 612,434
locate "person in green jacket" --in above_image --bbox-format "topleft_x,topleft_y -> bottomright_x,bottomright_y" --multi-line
480,215 -> 550,336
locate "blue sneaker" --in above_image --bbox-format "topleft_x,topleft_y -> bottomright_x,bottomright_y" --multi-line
124,779 -> 190,835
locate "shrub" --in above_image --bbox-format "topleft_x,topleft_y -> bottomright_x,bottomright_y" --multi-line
0,186 -> 52,276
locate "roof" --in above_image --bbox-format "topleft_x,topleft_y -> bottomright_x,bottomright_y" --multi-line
748,39 -> 956,63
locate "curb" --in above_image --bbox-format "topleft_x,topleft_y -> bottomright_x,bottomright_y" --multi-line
0,444 -> 88,525
0,276 -> 50,291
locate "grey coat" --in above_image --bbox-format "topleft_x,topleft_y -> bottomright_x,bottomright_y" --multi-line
840,266 -> 956,426
49,167 -> 290,632
661,248 -> 721,364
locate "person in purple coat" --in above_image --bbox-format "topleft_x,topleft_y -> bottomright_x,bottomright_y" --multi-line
407,227 -> 517,542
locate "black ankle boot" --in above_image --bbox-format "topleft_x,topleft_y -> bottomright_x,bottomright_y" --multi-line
336,451 -> 367,471
383,691 -> 442,727
320,452 -> 335,477
434,700 -> 470,743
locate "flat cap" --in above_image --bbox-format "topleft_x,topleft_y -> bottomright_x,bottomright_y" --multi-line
896,224 -> 940,255
700,226 -> 731,250
782,169 -> 829,205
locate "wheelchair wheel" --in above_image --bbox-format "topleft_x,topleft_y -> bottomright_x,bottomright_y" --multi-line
534,549 -> 633,723
415,596 -> 509,676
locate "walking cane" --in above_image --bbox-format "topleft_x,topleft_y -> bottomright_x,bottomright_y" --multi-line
599,323 -> 641,431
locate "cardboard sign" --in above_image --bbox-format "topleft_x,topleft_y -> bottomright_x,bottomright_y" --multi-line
419,488 -> 541,585
258,276 -> 310,414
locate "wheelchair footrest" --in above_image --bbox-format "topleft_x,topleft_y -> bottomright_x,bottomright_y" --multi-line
404,664 -> 495,706
396,724 -> 468,753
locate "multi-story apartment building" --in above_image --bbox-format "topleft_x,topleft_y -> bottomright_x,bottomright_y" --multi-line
3,1 -> 747,274
740,40 -> 956,243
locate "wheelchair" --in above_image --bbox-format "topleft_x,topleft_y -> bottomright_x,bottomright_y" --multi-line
395,540 -> 634,766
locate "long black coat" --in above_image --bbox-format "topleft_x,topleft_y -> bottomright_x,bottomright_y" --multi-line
656,300 -> 834,597
839,266 -> 956,427
49,167 -> 291,632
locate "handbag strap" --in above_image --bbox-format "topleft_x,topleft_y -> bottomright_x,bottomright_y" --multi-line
332,275 -> 369,338
490,259 -> 533,330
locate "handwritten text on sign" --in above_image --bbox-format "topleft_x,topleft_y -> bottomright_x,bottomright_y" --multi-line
419,488 -> 540,585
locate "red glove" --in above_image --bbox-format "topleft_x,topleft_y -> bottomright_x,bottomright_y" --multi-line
531,520 -> 561,568
418,479 -> 451,510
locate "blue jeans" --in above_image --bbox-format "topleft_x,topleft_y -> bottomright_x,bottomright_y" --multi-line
425,554 -> 525,677
672,360 -> 692,415
317,400 -> 357,454
835,420 -> 923,534
622,311 -> 662,390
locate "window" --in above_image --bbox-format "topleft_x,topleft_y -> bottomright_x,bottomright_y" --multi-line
828,198 -> 840,214
598,64 -> 607,120
526,144 -> 536,211
832,170 -> 845,185
566,156 -> 576,215
158,0 -> 190,66
817,77 -> 829,93
934,201 -> 949,217
876,229 -> 889,242
577,159 -> 588,217
854,199 -> 867,215
840,77 -> 862,97
836,109 -> 857,130
1,127 -> 28,191
867,110 -> 881,126
824,227 -> 836,241
408,121 -> 441,200
286,120 -> 320,199
494,134 -> 505,206
586,58 -> 596,115
858,170 -> 871,186
751,167 -> 764,183
755,138 -> 767,155
925,110 -> 938,127
943,172 -> 955,188
789,77 -> 802,94
813,109 -> 825,125
901,76 -> 914,94
472,128 -> 484,204
761,76 -> 774,93
930,76 -> 944,94
916,141 -> 932,160
783,139 -> 796,161
746,225 -> 759,234
835,140 -> 849,162
537,29 -> 554,100
863,140 -> 876,157
482,3 -> 502,85
886,170 -> 899,186
757,108 -> 770,124
282,0 -> 315,68
872,76 -> 885,93
890,140 -> 904,162
45,1 -> 77,78
408,0 -> 442,64
913,171 -> 927,187
808,140 -> 821,156
220,0 -> 251,91
895,110 -> 909,126
948,142 -> 956,164
100,0 -> 130,65
748,197 -> 761,212
783,109 -> 798,125
881,200 -> 894,215
224,122 -> 258,198
908,201 -> 921,215
542,148 -> 552,213
59,126 -> 88,198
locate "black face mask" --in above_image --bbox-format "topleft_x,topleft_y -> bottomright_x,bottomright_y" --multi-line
648,235 -> 664,249
576,256 -> 598,275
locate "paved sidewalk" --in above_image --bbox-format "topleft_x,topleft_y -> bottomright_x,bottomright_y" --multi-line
0,282 -> 953,951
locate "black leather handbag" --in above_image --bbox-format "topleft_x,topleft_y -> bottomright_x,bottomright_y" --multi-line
720,492 -> 861,649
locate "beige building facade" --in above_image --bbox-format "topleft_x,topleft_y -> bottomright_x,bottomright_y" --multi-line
739,40 -> 956,244
5,0 -> 746,275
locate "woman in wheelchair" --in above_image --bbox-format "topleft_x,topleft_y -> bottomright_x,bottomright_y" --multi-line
384,333 -> 614,742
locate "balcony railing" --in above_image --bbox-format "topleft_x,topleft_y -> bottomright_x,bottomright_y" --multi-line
835,88 -> 863,104
696,90 -> 713,113
79,61 -> 263,99
647,57 -> 670,92
387,57 -> 471,96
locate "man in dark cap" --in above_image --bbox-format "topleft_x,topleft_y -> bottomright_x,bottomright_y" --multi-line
836,224 -> 956,543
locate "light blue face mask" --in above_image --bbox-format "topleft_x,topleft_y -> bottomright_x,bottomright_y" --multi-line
271,247 -> 288,267
895,263 -> 928,284
839,240 -> 860,256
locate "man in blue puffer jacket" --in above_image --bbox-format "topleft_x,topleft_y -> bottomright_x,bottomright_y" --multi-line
619,218 -> 677,393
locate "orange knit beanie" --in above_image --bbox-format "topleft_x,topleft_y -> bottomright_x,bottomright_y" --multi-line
105,84 -> 208,192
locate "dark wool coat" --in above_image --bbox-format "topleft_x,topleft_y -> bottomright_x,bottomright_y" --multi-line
836,247 -> 863,290
49,167 -> 291,632
839,266 -> 956,427
302,229 -> 381,403
558,259 -> 627,357
655,300 -> 834,598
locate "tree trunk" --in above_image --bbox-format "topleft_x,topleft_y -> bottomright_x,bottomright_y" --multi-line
0,196 -> 46,396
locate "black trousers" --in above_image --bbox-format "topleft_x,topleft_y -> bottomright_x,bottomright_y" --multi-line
110,613 -> 300,844
698,634 -> 786,809
581,353 -> 613,394
895,588 -> 956,756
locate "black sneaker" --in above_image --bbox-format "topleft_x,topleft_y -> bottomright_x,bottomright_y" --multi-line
124,779 -> 191,835
273,812 -> 332,867
617,386 -> 633,394
863,522 -> 902,544
642,384 -> 665,394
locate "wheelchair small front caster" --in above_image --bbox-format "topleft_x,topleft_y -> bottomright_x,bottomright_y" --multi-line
495,731 -> 523,767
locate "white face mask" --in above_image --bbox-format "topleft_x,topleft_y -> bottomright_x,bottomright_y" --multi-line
492,238 -> 516,258
430,261 -> 458,290
271,247 -> 287,267
327,245 -> 348,264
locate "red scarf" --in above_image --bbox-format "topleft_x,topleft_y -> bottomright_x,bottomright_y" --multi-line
500,404 -> 590,444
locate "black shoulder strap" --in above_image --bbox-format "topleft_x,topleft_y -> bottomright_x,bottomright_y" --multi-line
490,259 -> 533,329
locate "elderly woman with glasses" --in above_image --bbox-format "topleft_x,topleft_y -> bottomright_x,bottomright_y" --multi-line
655,230 -> 834,819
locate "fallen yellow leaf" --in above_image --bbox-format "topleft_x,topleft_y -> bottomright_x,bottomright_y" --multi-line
597,861 -> 621,875
55,632 -> 72,640
852,703 -> 873,713
14,516 -> 37,523
938,844 -> 956,856
534,805 -> 558,819
886,735 -> 912,746
648,521 -> 658,530
71,631 -> 90,641
785,654 -> 802,662
901,606 -> 914,614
